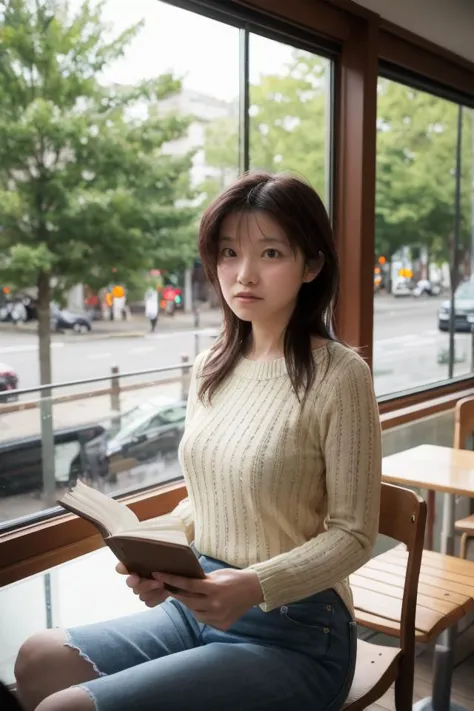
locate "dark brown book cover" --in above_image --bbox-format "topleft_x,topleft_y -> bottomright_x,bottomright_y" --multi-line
106,535 -> 205,580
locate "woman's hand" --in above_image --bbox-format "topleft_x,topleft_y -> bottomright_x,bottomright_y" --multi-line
152,568 -> 264,630
115,562 -> 169,608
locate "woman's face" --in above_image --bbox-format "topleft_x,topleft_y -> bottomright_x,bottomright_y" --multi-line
217,211 -> 320,327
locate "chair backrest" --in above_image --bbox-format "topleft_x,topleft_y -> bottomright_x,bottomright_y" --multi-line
454,396 -> 474,449
378,483 -> 426,654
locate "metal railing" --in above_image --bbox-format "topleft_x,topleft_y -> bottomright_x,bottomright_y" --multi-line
0,356 -> 193,415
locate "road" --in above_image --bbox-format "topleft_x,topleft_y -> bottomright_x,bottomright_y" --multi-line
0,328 -> 219,394
0,295 -> 471,398
373,294 -> 472,395
1,295 -> 473,524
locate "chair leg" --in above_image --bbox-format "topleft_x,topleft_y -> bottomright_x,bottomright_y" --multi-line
394,664 -> 414,711
459,532 -> 470,560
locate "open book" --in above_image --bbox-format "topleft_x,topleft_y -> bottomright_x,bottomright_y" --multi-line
58,481 -> 204,583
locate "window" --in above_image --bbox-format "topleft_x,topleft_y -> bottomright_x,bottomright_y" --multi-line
249,34 -> 332,208
373,78 -> 474,397
160,406 -> 187,425
0,0 -> 239,528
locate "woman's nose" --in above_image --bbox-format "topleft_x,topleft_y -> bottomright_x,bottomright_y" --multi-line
237,259 -> 258,285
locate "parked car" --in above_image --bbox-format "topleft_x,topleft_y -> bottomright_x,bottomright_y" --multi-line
51,305 -> 91,334
68,396 -> 187,483
438,279 -> 474,332
0,362 -> 19,403
0,423 -> 106,497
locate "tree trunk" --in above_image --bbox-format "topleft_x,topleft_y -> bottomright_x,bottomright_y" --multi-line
37,270 -> 56,505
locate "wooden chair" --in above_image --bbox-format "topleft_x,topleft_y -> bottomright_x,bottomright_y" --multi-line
453,396 -> 474,559
343,482 -> 426,711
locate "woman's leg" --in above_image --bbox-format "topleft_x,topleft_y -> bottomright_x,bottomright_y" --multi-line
15,599 -> 202,711
31,585 -> 356,711
15,629 -> 97,711
33,623 -> 354,711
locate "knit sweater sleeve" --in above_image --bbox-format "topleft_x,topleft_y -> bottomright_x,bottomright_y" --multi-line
248,353 -> 382,611
170,349 -> 209,543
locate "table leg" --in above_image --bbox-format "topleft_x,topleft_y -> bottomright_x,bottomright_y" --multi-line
413,494 -> 467,711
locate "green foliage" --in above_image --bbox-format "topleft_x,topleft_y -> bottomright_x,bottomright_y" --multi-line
375,79 -> 472,263
201,52 -> 473,267
0,0 -> 197,305
200,49 -> 329,205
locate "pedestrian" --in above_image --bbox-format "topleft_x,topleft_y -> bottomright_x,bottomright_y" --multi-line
15,171 -> 382,711
144,289 -> 159,333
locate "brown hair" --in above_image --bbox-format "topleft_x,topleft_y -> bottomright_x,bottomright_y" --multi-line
198,171 -> 339,402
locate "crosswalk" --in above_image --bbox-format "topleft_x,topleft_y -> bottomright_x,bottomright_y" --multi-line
374,330 -> 470,364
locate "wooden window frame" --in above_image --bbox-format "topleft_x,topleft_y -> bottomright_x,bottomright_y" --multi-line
2,0 -> 474,588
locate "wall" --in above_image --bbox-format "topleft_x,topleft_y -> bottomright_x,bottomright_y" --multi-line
352,0 -> 474,63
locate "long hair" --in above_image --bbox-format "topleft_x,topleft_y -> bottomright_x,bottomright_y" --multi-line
198,171 -> 339,402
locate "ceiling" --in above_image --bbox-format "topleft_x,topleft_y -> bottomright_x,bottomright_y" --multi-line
351,0 -> 474,63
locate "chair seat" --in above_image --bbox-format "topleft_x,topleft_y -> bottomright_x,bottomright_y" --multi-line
350,545 -> 474,643
455,514 -> 474,533
343,639 -> 401,710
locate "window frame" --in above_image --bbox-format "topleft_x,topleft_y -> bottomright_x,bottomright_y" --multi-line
2,0 -> 474,587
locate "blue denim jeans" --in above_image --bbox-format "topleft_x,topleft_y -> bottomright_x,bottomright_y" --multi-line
65,556 -> 356,711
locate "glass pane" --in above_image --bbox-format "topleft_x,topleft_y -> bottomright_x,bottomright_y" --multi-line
248,34 -> 332,207
0,547 -> 142,686
373,79 -> 474,396
0,329 -> 218,527
0,0 -> 238,527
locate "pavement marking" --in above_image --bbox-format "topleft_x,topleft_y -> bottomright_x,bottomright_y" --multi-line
87,352 -> 112,360
0,342 -> 65,355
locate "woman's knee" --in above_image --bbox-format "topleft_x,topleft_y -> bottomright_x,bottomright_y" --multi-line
36,686 -> 95,711
15,629 -> 66,684
15,629 -> 97,710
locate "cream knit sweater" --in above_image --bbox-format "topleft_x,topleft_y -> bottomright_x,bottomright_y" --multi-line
174,340 -> 382,615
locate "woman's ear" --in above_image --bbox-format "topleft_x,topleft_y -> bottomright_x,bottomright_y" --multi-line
303,251 -> 325,284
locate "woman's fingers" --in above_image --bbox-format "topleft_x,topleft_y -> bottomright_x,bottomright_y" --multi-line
115,562 -> 128,575
139,588 -> 169,607
127,575 -> 164,595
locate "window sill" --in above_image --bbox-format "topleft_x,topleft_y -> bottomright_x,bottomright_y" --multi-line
0,482 -> 187,588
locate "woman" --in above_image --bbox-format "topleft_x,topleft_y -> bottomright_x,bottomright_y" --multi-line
15,171 -> 381,711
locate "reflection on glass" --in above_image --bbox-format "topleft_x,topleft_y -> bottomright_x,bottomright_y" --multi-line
248,34 -> 332,206
0,0 -> 237,526
373,79 -> 474,396
0,332 -> 217,528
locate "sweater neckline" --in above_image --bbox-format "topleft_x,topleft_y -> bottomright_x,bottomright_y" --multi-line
234,341 -> 333,380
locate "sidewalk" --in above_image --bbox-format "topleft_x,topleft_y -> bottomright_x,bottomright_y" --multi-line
0,308 -> 222,340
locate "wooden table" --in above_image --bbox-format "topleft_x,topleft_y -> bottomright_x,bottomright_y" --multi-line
382,444 -> 474,711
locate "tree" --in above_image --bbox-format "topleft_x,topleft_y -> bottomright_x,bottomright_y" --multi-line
201,54 -> 473,280
200,49 -> 329,205
375,79 -> 472,267
0,0 -> 197,499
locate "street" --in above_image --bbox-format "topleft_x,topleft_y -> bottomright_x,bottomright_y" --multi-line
0,295 -> 472,397
1,295 -> 473,525
0,327 -> 219,394
373,294 -> 472,394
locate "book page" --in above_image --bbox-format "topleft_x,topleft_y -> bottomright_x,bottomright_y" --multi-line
134,514 -> 185,533
117,527 -> 188,546
61,481 -> 139,536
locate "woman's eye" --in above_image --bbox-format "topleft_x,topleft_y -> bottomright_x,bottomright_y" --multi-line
221,247 -> 236,258
263,248 -> 281,259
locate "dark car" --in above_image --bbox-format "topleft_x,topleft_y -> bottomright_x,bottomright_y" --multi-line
0,362 -> 19,403
51,305 -> 91,334
69,397 -> 187,483
0,423 -> 106,498
438,279 -> 474,332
